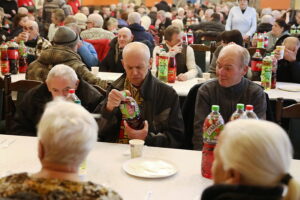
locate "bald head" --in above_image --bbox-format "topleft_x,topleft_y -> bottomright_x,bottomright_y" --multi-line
219,43 -> 250,68
123,42 -> 150,62
117,27 -> 133,48
283,37 -> 300,51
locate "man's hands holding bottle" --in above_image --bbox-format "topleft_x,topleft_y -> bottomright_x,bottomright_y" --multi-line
106,89 -> 131,112
124,120 -> 148,140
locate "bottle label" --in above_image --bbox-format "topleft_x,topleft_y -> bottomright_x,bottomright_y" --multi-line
168,68 -> 176,83
261,65 -> 272,89
1,60 -> 9,73
251,60 -> 262,71
158,56 -> 168,81
120,98 -> 140,119
203,119 -> 223,143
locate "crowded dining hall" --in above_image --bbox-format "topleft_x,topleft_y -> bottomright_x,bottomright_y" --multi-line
0,0 -> 299,199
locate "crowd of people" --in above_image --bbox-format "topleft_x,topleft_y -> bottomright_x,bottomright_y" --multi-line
0,0 -> 299,199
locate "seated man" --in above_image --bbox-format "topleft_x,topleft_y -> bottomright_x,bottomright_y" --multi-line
275,36 -> 300,83
12,64 -> 104,136
27,26 -> 108,89
0,99 -> 122,199
100,27 -> 133,73
152,25 -> 200,81
14,20 -> 51,64
98,42 -> 184,148
193,44 -> 267,150
202,119 -> 300,199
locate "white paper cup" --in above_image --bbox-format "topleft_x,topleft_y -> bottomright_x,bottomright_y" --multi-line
129,139 -> 144,158
202,72 -> 211,81
91,66 -> 99,75
276,46 -> 285,60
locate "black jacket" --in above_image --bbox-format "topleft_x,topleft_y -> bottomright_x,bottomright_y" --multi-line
100,37 -> 125,73
155,0 -> 171,12
128,23 -> 155,49
277,59 -> 300,83
11,79 -> 104,136
191,21 -> 225,33
201,184 -> 283,200
256,23 -> 273,33
98,72 -> 185,148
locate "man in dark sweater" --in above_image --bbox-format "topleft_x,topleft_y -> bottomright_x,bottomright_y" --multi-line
193,43 -> 267,150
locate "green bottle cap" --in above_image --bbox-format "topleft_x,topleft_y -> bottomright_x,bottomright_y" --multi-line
212,105 -> 220,112
237,103 -> 244,110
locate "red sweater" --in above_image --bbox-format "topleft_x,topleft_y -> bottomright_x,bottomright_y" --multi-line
67,0 -> 80,14
18,0 -> 34,7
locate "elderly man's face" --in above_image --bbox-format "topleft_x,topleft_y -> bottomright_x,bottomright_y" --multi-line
122,52 -> 150,87
118,31 -> 133,48
47,76 -> 79,98
24,21 -> 39,40
216,50 -> 247,88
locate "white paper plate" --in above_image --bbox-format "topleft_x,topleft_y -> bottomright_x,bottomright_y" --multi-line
277,85 -> 300,92
123,157 -> 177,178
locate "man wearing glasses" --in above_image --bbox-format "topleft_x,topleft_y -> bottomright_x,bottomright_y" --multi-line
14,20 -> 51,64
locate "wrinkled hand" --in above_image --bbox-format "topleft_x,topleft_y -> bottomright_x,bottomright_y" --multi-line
284,48 -> 297,62
106,89 -> 131,112
177,73 -> 188,81
125,120 -> 148,140
15,32 -> 29,43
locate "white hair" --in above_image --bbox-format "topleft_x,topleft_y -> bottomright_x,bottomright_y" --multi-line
127,12 -> 141,25
219,43 -> 250,67
165,12 -> 172,19
157,10 -> 166,17
272,10 -> 282,20
219,119 -> 300,200
46,64 -> 78,83
37,99 -> 98,166
171,19 -> 184,30
123,42 -> 150,63
261,7 -> 272,16
18,7 -> 28,15
261,14 -> 274,24
87,13 -> 103,28
178,7 -> 185,15
141,15 -> 151,30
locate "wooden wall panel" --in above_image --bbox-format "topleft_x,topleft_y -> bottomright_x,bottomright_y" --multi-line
260,0 -> 291,10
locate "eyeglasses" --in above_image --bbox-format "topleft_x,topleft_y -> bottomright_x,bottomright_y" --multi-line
24,26 -> 34,31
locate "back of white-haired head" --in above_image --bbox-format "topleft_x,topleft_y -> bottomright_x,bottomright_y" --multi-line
46,64 -> 78,83
272,10 -> 282,20
18,7 -> 28,15
123,42 -> 150,63
219,43 -> 250,67
141,15 -> 151,30
219,120 -> 300,200
261,7 -> 272,16
87,13 -> 103,28
178,7 -> 185,15
37,99 -> 98,166
261,14 -> 274,24
172,19 -> 184,30
128,12 -> 141,25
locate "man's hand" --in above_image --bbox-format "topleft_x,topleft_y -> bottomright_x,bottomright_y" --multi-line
106,89 -> 131,112
15,32 -> 29,43
284,48 -> 297,62
125,120 -> 148,140
177,73 -> 188,81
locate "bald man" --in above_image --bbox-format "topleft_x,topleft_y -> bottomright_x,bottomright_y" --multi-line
98,42 -> 184,148
276,36 -> 300,83
193,43 -> 266,150
14,20 -> 51,64
100,27 -> 133,73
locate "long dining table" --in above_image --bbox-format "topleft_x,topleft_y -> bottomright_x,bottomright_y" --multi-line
10,73 -> 300,102
0,134 -> 300,200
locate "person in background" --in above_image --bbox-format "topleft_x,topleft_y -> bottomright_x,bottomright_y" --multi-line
66,23 -> 99,69
14,20 -> 52,64
100,27 -> 133,73
48,9 -> 65,42
208,30 -> 244,78
0,0 -> 18,20
80,13 -> 115,40
80,6 -> 90,16
18,7 -> 29,15
9,14 -> 29,41
152,25 -> 200,81
12,64 -> 104,136
288,9 -> 300,27
1,99 -> 121,199
98,42 -> 184,148
275,37 -> 300,83
73,12 -> 87,31
183,7 -> 201,27
155,0 -> 171,12
67,0 -> 81,14
194,44 -> 266,150
191,12 -> 225,33
176,7 -> 185,20
201,119 -> 300,200
155,10 -> 172,42
272,10 -> 282,20
106,17 -> 119,35
225,0 -> 256,41
202,8 -> 214,22
256,14 -> 274,33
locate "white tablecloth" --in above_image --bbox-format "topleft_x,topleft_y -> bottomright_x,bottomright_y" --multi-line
0,135 -> 300,200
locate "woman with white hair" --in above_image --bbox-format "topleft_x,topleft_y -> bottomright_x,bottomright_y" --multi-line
0,99 -> 122,199
201,119 -> 300,200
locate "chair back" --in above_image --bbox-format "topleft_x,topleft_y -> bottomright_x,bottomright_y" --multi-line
190,42 -> 217,72
84,39 -> 111,62
247,47 -> 267,57
276,98 -> 300,125
4,74 -> 42,130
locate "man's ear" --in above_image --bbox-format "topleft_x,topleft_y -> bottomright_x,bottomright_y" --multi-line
225,168 -> 241,184
38,140 -> 45,161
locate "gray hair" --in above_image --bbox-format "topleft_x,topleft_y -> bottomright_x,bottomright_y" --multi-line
141,15 -> 151,30
157,10 -> 166,17
123,42 -> 150,63
37,98 -> 98,166
261,14 -> 274,24
65,23 -> 81,35
107,17 -> 118,28
87,13 -> 103,28
18,7 -> 28,15
46,64 -> 78,83
128,12 -> 141,25
219,43 -> 250,67
171,19 -> 184,30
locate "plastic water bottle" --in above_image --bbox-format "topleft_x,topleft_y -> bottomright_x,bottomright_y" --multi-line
230,103 -> 245,121
67,89 -> 81,104
201,105 -> 224,179
242,105 -> 258,119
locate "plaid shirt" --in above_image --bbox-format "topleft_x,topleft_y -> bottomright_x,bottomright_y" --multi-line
80,28 -> 115,40
26,36 -> 52,58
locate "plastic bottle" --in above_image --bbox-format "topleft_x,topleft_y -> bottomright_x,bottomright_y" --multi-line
7,41 -> 19,74
158,49 -> 169,83
202,105 -> 224,179
230,104 -> 245,121
67,89 -> 81,104
270,51 -> 277,89
187,29 -> 194,45
0,43 -> 10,74
251,49 -> 263,81
290,25 -> 297,34
257,33 -> 264,48
242,105 -> 258,119
18,41 -> 28,73
119,93 -> 143,130
261,54 -> 272,90
168,51 -> 176,83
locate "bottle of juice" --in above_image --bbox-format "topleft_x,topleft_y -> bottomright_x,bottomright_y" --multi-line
261,54 -> 272,90
251,49 -> 263,81
158,49 -> 169,83
230,103 -> 245,121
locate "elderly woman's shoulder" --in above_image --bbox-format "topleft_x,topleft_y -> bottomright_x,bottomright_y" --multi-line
0,172 -> 122,200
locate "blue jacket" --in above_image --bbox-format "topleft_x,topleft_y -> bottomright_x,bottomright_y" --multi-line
128,23 -> 154,48
78,41 -> 99,69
